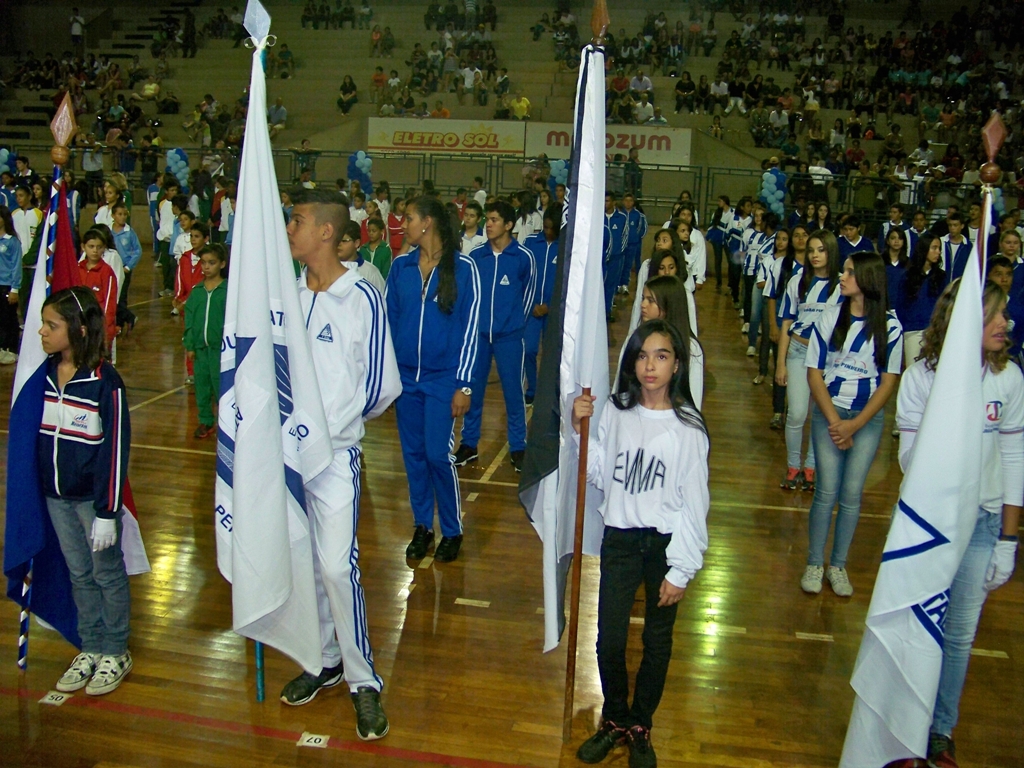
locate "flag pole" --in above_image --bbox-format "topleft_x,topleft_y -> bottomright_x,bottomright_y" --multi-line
254,641 -> 265,701
977,113 -> 1008,274
562,1 -> 610,743
17,93 -> 77,672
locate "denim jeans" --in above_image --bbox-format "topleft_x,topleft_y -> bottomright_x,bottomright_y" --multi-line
807,404 -> 884,567
596,526 -> 678,729
747,284 -> 763,350
45,498 -> 130,655
931,510 -> 1002,737
784,339 -> 815,471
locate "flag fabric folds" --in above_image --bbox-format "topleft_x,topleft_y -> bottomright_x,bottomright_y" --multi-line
839,195 -> 989,766
215,5 -> 335,676
518,42 -> 611,653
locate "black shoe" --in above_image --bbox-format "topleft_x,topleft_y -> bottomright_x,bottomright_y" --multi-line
577,721 -> 627,764
510,449 -> 525,472
627,725 -> 656,768
453,444 -> 478,466
280,662 -> 344,706
434,534 -> 463,562
351,686 -> 389,741
405,525 -> 434,559
524,394 -> 535,406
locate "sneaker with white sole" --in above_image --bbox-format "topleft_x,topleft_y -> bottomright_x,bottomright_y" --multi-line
85,651 -> 132,695
746,345 -> 756,356
827,566 -> 854,597
801,565 -> 824,594
741,322 -> 749,333
351,686 -> 389,740
56,652 -> 100,692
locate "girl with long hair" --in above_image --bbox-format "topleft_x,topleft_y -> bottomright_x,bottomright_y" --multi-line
813,201 -> 833,233
776,229 -> 843,491
627,229 -> 690,336
386,196 -> 481,563
764,224 -> 809,428
882,225 -> 909,310
802,251 -> 902,596
894,233 -> 944,367
754,226 -> 790,386
898,279 -> 1021,768
572,319 -> 708,768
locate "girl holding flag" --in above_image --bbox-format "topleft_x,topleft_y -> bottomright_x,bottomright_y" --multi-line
38,286 -> 133,695
895,279 -> 1022,768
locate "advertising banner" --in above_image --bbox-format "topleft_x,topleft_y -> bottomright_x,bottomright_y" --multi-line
525,122 -> 692,166
367,118 -> 526,155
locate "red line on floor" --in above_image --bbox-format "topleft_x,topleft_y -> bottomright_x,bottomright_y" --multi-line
0,685 -> 542,768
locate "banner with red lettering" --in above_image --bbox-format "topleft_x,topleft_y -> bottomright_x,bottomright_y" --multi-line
525,122 -> 692,166
367,118 -> 526,155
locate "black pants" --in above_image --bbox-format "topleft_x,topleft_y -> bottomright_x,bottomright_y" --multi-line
742,274 -> 755,324
116,269 -> 136,329
596,526 -> 678,730
0,286 -> 19,352
758,301 -> 773,376
711,241 -> 724,287
728,261 -> 741,303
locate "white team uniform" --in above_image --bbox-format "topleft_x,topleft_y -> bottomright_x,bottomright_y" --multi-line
298,267 -> 402,690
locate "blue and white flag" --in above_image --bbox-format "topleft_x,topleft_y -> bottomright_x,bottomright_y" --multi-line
519,41 -> 610,652
215,0 -> 334,675
839,194 -> 988,766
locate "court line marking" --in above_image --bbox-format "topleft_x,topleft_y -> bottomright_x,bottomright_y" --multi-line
466,492 -> 479,502
127,297 -> 163,309
129,384 -> 189,412
711,500 -> 891,521
511,721 -> 561,738
480,445 -> 509,483
418,556 -> 434,570
0,686 -> 539,768
970,648 -> 1009,659
454,598 -> 491,608
796,632 -> 835,642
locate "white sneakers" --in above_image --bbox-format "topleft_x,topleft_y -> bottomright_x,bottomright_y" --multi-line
800,565 -> 824,594
746,345 -> 756,356
55,650 -> 132,695
801,565 -> 854,597
0,350 -> 18,365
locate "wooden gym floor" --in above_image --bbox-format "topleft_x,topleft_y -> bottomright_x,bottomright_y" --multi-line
0,253 -> 1020,768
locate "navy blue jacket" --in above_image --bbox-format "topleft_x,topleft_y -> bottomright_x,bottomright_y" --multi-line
894,270 -> 944,333
468,239 -> 536,341
385,247 -> 481,388
603,209 -> 628,259
37,360 -> 130,518
524,233 -> 559,308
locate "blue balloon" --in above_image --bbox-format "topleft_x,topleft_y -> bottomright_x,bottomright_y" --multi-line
774,190 -> 785,201
0,150 -> 8,162
0,165 -> 8,175
356,150 -> 367,161
762,172 -> 772,181
992,187 -> 1003,197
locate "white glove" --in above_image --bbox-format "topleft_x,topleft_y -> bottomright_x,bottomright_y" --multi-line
90,517 -> 118,553
983,539 -> 1017,592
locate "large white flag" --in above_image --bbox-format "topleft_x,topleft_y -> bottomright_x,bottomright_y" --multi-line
519,41 -> 610,652
839,197 -> 988,766
215,0 -> 334,675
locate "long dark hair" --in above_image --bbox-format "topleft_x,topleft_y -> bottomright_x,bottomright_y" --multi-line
643,275 -> 701,354
777,224 -> 807,296
830,251 -> 889,369
0,205 -> 14,236
43,286 -> 107,369
799,229 -> 841,301
649,246 -> 688,282
883,225 -> 909,269
615,319 -> 707,435
903,232 -> 945,302
409,195 -> 458,314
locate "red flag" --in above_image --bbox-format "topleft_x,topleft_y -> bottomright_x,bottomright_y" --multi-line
50,181 -> 81,293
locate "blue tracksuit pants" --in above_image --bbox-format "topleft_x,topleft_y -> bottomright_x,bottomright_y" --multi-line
604,253 -> 624,316
394,379 -> 463,538
461,332 -> 527,452
524,314 -> 547,400
620,243 -> 642,287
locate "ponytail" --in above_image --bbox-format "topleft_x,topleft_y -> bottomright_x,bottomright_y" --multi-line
410,196 -> 458,314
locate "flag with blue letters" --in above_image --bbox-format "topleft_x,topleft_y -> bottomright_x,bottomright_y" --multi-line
518,40 -> 610,652
839,196 -> 988,766
215,0 -> 334,675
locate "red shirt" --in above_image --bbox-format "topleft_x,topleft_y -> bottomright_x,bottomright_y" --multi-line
387,212 -> 405,252
175,249 -> 205,305
78,258 -> 118,343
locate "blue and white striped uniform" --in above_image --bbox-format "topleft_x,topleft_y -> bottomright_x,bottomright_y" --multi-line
386,247 -> 481,539
806,305 -> 903,411
780,273 -> 843,340
726,212 -> 753,263
745,231 -> 774,279
298,267 -> 402,690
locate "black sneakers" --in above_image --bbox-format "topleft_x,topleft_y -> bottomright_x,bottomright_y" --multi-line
279,662 -> 344,706
351,686 -> 389,741
577,721 -> 627,763
627,725 -> 656,768
434,534 -> 463,562
405,525 -> 434,559
510,449 -> 525,472
453,444 -> 478,466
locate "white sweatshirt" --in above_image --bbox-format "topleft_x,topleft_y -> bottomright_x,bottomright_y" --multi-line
897,359 -> 1024,514
298,268 -> 402,451
576,401 -> 710,588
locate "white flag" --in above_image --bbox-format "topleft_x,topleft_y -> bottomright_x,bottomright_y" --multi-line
520,43 -> 610,652
840,195 -> 988,766
215,1 -> 334,675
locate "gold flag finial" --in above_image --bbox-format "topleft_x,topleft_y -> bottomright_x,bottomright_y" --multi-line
49,92 -> 78,167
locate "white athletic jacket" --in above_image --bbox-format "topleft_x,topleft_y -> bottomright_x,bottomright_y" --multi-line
298,267 -> 402,452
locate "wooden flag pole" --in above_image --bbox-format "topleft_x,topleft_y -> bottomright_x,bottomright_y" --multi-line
561,0 -> 610,745
978,113 -> 1008,275
18,94 -> 77,672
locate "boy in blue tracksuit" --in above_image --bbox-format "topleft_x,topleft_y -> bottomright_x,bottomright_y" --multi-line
619,192 -> 647,290
455,200 -> 536,472
146,180 -> 160,257
603,192 -> 627,318
523,208 -> 560,403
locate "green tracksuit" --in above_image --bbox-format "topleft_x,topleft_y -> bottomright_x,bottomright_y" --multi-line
183,278 -> 226,427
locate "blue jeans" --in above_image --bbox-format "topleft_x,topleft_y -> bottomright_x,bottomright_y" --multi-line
747,284 -> 763,349
931,510 -> 1001,737
45,498 -> 130,655
784,339 -> 815,471
807,404 -> 884,568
